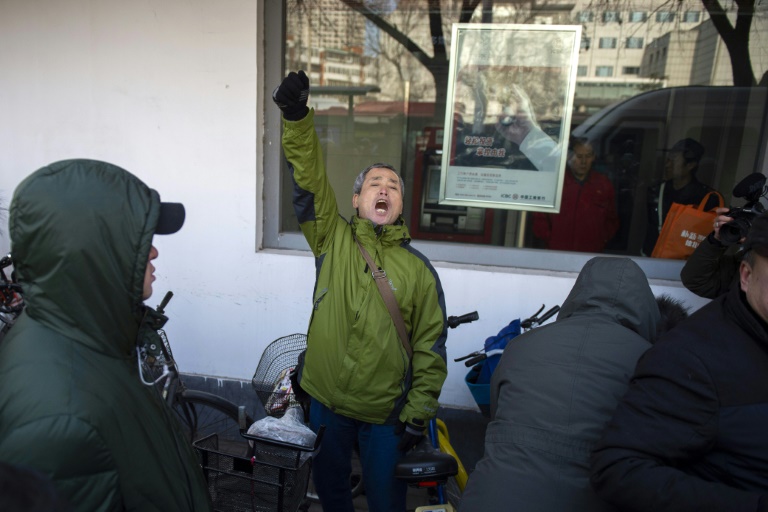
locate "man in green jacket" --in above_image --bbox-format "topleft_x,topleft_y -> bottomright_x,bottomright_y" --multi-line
0,160 -> 211,512
274,70 -> 448,512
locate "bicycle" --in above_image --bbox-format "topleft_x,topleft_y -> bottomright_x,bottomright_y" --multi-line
192,405 -> 323,512
0,253 -> 24,342
137,290 -> 252,444
395,307 -> 560,511
394,311 -> 480,512
250,333 -> 364,509
457,304 -> 560,418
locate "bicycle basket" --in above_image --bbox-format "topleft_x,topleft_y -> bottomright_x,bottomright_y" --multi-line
194,433 -> 313,512
252,334 -> 307,418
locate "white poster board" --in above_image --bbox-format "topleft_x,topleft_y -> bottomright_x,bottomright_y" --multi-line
440,24 -> 582,212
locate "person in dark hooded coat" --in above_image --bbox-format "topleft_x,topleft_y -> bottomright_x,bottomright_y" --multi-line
459,257 -> 659,512
0,160 -> 211,511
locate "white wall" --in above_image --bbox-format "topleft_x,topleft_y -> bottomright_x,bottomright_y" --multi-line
0,0 -> 710,409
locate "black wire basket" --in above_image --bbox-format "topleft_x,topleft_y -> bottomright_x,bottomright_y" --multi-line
194,432 -> 316,512
252,334 -> 307,418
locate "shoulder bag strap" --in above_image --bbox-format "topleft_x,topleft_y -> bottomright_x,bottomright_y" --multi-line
355,241 -> 412,359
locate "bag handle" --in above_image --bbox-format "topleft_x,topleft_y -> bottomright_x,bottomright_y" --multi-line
356,241 -> 412,359
697,190 -> 724,211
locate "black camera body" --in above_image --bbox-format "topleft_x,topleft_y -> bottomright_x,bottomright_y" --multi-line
720,173 -> 767,245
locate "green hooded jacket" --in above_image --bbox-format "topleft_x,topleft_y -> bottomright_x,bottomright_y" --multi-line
282,111 -> 448,426
0,160 -> 211,512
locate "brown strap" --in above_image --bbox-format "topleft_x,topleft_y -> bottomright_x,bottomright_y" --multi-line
355,241 -> 412,358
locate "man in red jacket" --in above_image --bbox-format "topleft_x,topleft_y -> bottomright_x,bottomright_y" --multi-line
532,137 -> 619,252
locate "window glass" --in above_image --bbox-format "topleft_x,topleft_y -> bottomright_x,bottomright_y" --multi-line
270,0 -> 768,273
596,66 -> 614,77
684,11 -> 701,22
602,11 -> 620,23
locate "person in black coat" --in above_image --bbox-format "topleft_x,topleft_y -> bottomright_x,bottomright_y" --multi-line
591,212 -> 768,511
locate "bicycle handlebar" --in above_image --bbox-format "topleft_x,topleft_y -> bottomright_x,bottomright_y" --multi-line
455,305 -> 560,364
521,304 -> 560,330
447,311 -> 479,329
537,305 -> 560,325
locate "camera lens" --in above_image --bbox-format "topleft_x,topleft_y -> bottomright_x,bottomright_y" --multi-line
720,219 -> 750,246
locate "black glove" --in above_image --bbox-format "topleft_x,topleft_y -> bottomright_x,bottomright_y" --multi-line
272,70 -> 310,121
395,419 -> 425,452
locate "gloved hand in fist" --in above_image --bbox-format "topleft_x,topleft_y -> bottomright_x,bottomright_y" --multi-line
395,419 -> 425,452
272,70 -> 310,121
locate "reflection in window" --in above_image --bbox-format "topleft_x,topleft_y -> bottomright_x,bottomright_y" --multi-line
602,11 -> 620,23
596,66 -> 614,77
271,0 -> 768,265
683,11 -> 701,22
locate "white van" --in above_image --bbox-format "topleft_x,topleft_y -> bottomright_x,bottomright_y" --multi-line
570,86 -> 767,255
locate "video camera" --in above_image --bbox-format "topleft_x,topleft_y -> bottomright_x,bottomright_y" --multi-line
720,173 -> 767,245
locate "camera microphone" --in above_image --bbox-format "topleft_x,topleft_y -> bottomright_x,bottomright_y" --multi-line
732,173 -> 766,199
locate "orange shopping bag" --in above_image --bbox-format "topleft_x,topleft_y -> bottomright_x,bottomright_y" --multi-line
651,191 -> 724,260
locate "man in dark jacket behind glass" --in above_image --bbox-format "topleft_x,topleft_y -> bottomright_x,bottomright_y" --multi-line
591,211 -> 768,511
0,160 -> 211,512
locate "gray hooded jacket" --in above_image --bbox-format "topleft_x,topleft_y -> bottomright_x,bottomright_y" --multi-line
460,257 -> 659,512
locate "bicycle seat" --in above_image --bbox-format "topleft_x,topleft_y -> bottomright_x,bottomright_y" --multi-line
394,437 -> 458,483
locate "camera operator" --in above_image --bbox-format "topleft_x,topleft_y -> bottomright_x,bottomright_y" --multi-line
680,207 -> 742,298
681,173 -> 767,298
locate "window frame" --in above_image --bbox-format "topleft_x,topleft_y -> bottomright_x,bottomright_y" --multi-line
683,10 -> 701,22
599,37 -> 618,49
626,36 -> 644,49
595,65 -> 614,76
261,1 -> 697,280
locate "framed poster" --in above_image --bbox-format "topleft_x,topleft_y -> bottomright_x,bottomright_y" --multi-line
439,24 -> 582,212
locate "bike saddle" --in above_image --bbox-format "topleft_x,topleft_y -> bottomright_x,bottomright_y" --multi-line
394,437 -> 458,483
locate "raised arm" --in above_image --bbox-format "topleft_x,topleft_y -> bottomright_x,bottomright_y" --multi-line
274,71 -> 340,256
